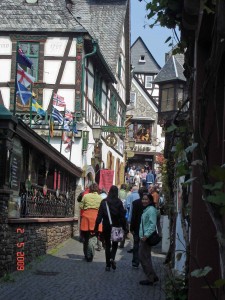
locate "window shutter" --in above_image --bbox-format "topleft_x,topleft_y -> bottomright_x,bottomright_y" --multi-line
82,131 -> 89,151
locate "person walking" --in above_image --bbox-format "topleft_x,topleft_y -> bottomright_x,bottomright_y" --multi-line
125,186 -> 140,253
149,185 -> 162,237
79,183 -> 102,262
94,185 -> 126,271
130,188 -> 147,268
146,170 -> 155,189
139,193 -> 159,285
118,184 -> 128,248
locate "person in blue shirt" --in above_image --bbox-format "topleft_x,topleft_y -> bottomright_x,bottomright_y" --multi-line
146,170 -> 155,189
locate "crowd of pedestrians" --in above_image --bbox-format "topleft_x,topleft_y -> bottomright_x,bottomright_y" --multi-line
77,177 -> 164,286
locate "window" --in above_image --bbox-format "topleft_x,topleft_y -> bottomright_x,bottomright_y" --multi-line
109,94 -> 117,122
161,86 -> 175,111
118,56 -> 122,80
139,55 -> 145,62
128,121 -> 153,143
19,42 -> 39,80
82,131 -> 89,151
130,92 -> 136,105
145,76 -> 153,88
94,70 -> 102,111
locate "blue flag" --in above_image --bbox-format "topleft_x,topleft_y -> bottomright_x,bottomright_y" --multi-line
17,48 -> 33,69
72,123 -> 78,134
16,82 -> 32,105
32,99 -> 46,116
52,107 -> 63,124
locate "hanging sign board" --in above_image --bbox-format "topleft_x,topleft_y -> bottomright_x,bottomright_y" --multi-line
101,126 -> 125,134
99,170 -> 114,192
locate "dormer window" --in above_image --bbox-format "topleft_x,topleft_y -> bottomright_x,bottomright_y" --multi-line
25,0 -> 38,3
139,55 -> 145,62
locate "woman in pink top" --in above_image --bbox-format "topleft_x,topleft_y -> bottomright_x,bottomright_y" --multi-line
140,169 -> 147,187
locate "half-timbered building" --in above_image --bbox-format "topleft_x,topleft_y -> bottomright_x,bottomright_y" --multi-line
0,0 -> 130,189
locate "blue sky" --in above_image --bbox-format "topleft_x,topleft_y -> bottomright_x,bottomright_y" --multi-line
131,0 -> 174,67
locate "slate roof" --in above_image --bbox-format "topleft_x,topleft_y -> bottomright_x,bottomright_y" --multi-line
131,37 -> 161,74
71,0 -> 128,74
0,0 -> 129,77
154,55 -> 186,83
0,0 -> 85,32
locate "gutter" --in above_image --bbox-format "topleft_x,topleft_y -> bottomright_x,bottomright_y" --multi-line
81,40 -> 97,115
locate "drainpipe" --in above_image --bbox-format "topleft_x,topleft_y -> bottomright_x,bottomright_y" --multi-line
81,40 -> 97,116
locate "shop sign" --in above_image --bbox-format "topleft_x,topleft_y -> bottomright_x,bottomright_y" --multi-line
101,126 -> 125,134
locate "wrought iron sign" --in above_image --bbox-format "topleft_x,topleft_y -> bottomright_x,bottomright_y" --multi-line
105,133 -> 117,147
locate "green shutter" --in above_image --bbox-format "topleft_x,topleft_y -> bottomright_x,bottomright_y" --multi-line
94,71 -> 102,111
118,56 -> 122,79
82,131 -> 89,151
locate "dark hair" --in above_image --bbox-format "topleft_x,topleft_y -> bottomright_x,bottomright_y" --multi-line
89,183 -> 99,193
139,187 -> 148,199
107,185 -> 119,200
142,193 -> 154,206
120,184 -> 127,190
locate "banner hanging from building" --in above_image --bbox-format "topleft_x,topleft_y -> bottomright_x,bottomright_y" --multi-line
99,170 -> 114,192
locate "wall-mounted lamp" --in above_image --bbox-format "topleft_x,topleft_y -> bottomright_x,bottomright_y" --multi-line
128,138 -> 136,150
92,124 -> 102,146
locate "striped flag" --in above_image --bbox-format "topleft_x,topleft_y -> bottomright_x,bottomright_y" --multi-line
17,65 -> 35,88
65,110 -> 73,121
52,107 -> 64,124
63,121 -> 70,131
53,93 -> 66,107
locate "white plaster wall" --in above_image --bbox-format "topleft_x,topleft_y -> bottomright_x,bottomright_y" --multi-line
0,87 -> 10,108
87,72 -> 94,101
44,37 -> 68,57
43,60 -> 61,84
0,59 -> 11,82
60,61 -> 76,85
43,88 -> 53,110
0,37 -> 12,55
68,39 -> 77,57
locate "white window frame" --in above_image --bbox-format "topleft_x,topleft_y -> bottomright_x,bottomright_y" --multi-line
145,76 -> 153,88
139,55 -> 146,62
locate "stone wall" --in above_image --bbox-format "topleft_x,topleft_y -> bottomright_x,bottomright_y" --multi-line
0,219 -> 78,277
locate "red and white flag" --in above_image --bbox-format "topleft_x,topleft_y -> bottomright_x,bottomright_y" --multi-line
17,65 -> 35,88
53,93 -> 66,107
65,110 -> 73,121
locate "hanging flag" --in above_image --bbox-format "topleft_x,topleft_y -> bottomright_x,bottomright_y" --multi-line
63,121 -> 70,131
72,122 -> 78,134
53,93 -> 66,107
64,136 -> 71,144
52,107 -> 64,124
17,65 -> 35,88
49,117 -> 54,138
16,82 -> 32,105
17,48 -> 33,69
32,99 -> 46,116
65,110 -> 73,121
65,139 -> 74,153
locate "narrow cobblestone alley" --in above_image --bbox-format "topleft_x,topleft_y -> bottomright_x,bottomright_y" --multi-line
0,237 -> 166,300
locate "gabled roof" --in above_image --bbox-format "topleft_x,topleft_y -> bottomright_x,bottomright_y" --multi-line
71,0 -> 128,74
0,0 -> 85,32
131,37 -> 161,74
154,56 -> 186,83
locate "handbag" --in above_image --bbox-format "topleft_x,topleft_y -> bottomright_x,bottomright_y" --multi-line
106,202 -> 124,242
142,219 -> 161,246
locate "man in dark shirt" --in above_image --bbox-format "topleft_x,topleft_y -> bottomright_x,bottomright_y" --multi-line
130,188 -> 148,268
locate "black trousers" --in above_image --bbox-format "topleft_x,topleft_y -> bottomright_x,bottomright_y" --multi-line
103,229 -> 118,267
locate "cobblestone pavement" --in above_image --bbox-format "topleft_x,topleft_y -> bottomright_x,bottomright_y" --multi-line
0,237 -> 166,300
